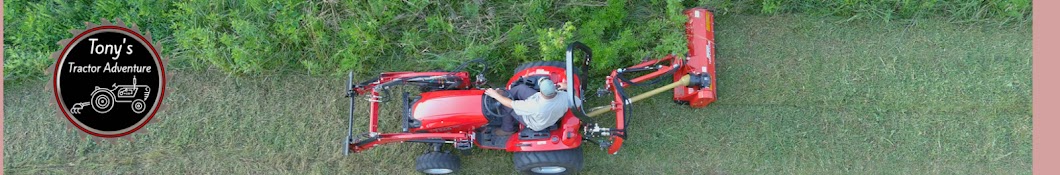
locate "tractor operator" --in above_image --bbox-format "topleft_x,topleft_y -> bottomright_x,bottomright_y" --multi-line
484,77 -> 580,136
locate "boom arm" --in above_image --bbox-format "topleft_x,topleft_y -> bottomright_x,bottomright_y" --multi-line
574,8 -> 718,155
585,75 -> 691,117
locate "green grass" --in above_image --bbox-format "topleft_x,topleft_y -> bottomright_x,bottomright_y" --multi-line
4,15 -> 1030,174
4,0 -> 1032,82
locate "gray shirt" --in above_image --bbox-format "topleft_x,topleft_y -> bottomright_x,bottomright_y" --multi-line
511,91 -> 581,131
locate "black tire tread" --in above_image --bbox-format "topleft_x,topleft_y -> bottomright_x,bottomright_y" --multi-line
513,61 -> 586,90
513,147 -> 584,175
514,61 -> 583,78
415,152 -> 460,174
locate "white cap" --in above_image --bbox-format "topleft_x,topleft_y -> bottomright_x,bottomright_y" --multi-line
538,78 -> 557,97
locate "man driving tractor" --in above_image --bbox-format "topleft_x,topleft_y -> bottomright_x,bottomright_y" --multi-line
342,8 -> 720,174
483,77 -> 580,135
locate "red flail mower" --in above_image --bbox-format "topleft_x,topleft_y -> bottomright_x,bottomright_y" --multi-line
343,8 -> 718,174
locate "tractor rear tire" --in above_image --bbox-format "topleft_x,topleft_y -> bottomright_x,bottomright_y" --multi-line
514,61 -> 586,91
415,152 -> 460,174
513,147 -> 583,175
91,90 -> 115,114
514,61 -> 585,81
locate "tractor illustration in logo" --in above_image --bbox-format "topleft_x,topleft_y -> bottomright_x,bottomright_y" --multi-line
70,76 -> 151,114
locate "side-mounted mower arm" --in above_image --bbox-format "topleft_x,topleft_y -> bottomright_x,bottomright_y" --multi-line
567,7 -> 718,155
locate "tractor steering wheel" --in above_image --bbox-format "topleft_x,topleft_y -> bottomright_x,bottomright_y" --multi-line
482,92 -> 511,118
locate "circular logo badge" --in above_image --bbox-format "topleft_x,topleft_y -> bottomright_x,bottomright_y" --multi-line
52,20 -> 166,138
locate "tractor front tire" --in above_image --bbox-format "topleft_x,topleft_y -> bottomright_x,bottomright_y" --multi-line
513,147 -> 583,175
415,152 -> 460,174
131,99 -> 147,114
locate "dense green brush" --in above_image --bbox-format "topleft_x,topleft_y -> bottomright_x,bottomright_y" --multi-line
4,0 -> 1031,82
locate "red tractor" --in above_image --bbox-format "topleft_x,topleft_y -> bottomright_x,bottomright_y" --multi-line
343,8 -> 718,174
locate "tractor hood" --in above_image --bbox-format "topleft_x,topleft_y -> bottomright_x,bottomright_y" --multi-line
409,90 -> 489,133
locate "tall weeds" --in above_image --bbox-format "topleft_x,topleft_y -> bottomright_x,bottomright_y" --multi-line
3,0 -> 1031,82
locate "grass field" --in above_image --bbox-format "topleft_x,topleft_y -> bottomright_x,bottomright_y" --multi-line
4,14 -> 1031,174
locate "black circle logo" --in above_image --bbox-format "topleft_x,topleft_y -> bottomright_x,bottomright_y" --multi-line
53,23 -> 166,138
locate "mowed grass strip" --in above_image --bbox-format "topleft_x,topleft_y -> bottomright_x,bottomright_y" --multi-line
4,15 -> 1029,174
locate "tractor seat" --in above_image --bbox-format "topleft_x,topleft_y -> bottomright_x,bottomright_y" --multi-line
518,122 -> 560,140
508,75 -> 552,95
